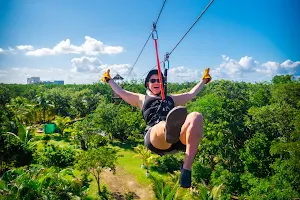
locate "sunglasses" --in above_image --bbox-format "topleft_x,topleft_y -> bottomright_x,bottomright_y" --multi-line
149,79 -> 160,83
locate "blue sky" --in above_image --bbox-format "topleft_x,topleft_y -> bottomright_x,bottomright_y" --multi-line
0,0 -> 299,84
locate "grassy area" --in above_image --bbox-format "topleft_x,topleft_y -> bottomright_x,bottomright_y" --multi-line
33,135 -> 193,199
111,144 -> 194,200
113,145 -> 163,185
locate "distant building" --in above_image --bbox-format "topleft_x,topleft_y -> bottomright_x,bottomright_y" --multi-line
42,80 -> 64,85
27,77 -> 41,84
53,80 -> 64,85
27,77 -> 64,85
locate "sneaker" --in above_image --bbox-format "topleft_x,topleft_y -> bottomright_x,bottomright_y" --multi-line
180,168 -> 192,188
165,106 -> 188,143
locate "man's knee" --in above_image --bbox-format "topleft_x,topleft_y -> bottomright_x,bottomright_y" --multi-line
187,112 -> 203,138
188,112 -> 203,124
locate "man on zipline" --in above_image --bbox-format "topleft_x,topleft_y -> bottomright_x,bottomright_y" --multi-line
101,68 -> 211,188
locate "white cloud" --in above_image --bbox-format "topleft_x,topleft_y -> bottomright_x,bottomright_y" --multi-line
71,56 -> 135,78
213,55 -> 300,82
8,47 -> 15,51
16,45 -> 34,51
259,59 -> 300,76
82,36 -> 124,55
26,48 -> 56,56
168,66 -> 201,82
53,39 -> 82,54
109,64 -> 136,78
0,66 -> 105,84
71,57 -> 104,73
213,55 -> 258,80
0,48 -> 4,53
26,36 -> 125,56
257,61 -> 279,75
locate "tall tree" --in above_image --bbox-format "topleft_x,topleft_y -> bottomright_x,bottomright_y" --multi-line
75,147 -> 118,195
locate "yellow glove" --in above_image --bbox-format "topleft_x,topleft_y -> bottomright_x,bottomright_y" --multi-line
101,69 -> 112,83
202,68 -> 212,84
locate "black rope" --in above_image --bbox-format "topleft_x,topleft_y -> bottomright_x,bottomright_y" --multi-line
125,0 -> 167,80
169,0 -> 214,56
125,32 -> 152,80
139,0 -> 215,78
155,0 -> 167,25
117,0 -> 167,107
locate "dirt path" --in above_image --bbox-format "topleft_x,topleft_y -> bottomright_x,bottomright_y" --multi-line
101,166 -> 154,200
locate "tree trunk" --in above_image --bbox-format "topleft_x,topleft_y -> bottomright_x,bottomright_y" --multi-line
80,139 -> 87,150
96,175 -> 101,195
43,108 -> 46,123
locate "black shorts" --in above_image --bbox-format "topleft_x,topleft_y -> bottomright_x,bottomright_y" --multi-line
144,127 -> 186,156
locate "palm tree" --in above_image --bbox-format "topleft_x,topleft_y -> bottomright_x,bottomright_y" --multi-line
191,184 -> 224,200
52,116 -> 71,137
133,145 -> 159,176
6,97 -> 35,125
1,166 -> 87,199
150,175 -> 180,200
6,122 -> 40,149
35,93 -> 54,123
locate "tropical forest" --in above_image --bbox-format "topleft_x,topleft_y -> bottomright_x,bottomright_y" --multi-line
0,74 -> 299,200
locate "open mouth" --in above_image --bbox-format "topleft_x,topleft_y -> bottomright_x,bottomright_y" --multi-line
153,86 -> 160,89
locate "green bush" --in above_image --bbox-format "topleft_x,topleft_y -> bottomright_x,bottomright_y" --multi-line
1,165 -> 91,200
152,154 -> 182,173
192,161 -> 212,184
0,133 -> 33,175
41,134 -> 51,140
34,144 -> 75,168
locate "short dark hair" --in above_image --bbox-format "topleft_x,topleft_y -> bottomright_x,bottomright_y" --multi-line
144,69 -> 165,88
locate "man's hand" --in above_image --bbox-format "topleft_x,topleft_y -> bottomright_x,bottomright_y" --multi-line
101,69 -> 112,83
202,68 -> 212,84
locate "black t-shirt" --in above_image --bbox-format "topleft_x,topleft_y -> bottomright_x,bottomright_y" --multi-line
142,95 -> 175,128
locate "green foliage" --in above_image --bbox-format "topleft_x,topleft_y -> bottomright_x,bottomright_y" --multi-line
270,82 -> 300,108
93,99 -> 145,142
245,103 -> 297,140
35,93 -> 54,123
239,132 -> 271,177
52,116 -> 71,137
270,138 -> 300,193
0,165 -> 91,199
240,172 -> 299,200
0,133 -> 33,175
72,115 -> 109,150
248,83 -> 271,107
1,77 -> 300,199
75,147 -> 118,195
192,162 -> 211,184
133,145 -> 158,174
70,88 -> 102,117
190,184 -> 225,200
34,144 -> 75,168
6,97 -> 35,125
272,74 -> 294,84
149,175 -> 180,200
153,154 -> 182,174
210,164 -> 242,196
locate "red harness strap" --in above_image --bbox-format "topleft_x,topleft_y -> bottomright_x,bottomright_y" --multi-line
152,25 -> 165,100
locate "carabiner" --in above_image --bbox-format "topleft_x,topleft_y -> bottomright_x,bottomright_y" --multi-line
152,22 -> 158,40
164,52 -> 170,69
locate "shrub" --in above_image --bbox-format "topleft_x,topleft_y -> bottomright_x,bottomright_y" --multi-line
153,154 -> 182,173
34,144 -> 75,168
192,161 -> 212,184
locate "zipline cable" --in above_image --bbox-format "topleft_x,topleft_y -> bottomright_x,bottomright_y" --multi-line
168,0 -> 214,56
116,0 -> 167,107
139,0 -> 215,78
125,0 -> 167,80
